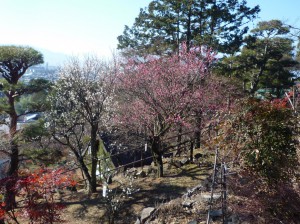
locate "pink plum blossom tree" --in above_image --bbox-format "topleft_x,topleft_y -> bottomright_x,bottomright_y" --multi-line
117,44 -> 216,177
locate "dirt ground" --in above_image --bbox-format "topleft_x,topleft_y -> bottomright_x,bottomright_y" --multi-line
59,156 -> 214,224
58,158 -> 300,224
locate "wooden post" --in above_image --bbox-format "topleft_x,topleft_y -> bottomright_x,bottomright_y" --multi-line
141,145 -> 144,168
190,141 -> 194,162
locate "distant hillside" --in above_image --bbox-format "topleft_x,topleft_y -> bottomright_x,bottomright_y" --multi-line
36,48 -> 70,67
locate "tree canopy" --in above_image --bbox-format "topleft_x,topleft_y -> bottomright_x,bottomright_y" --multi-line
217,20 -> 298,95
117,0 -> 260,56
0,46 -> 43,84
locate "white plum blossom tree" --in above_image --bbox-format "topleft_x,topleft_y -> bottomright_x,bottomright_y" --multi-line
48,56 -> 117,192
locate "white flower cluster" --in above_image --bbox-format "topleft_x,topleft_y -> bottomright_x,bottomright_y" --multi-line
47,56 -> 118,136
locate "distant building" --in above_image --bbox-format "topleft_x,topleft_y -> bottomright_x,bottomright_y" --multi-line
21,64 -> 59,83
0,113 -> 43,135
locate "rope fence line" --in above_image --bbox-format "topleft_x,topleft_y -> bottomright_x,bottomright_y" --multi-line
163,130 -> 195,141
2,129 -> 200,183
19,131 -> 192,185
57,138 -> 199,200
56,129 -> 194,173
46,130 -> 204,188
50,129 -> 196,187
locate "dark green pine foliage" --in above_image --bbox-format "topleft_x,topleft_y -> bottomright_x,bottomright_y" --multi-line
117,0 -> 260,56
218,20 -> 298,95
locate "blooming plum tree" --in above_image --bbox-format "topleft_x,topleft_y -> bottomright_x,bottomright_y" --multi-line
48,56 -> 117,192
117,44 -> 215,177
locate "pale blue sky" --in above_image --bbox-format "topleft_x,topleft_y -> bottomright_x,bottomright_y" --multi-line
247,0 -> 300,27
0,0 -> 299,62
0,0 -> 151,58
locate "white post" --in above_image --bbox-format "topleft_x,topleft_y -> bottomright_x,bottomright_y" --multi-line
285,92 -> 295,111
102,183 -> 107,198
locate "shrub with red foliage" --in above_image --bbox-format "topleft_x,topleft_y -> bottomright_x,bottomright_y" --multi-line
0,168 -> 76,224
271,98 -> 288,109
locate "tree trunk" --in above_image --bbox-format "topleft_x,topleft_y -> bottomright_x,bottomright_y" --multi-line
151,136 -> 163,178
8,94 -> 19,177
176,8 -> 180,55
194,115 -> 201,149
175,126 -> 182,156
186,8 -> 192,52
250,58 -> 267,95
90,125 -> 99,193
243,80 -> 247,92
5,93 -> 18,209
5,142 -> 18,209
78,156 -> 93,191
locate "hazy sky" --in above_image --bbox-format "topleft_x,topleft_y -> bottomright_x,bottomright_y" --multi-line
0,0 -> 299,59
0,0 -> 151,57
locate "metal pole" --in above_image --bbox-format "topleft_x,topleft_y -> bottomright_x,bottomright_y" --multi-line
206,147 -> 218,224
221,163 -> 227,224
293,86 -> 295,110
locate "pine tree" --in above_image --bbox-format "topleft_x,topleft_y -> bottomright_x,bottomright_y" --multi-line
117,0 -> 260,56
218,20 -> 298,95
0,45 -> 43,209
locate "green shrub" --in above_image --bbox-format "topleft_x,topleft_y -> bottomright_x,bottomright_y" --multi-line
240,99 -> 298,185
